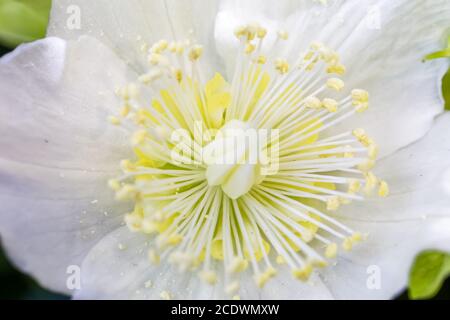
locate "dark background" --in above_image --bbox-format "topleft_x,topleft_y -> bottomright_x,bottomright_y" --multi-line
0,44 -> 448,300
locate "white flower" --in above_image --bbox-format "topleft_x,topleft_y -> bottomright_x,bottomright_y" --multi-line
0,0 -> 450,300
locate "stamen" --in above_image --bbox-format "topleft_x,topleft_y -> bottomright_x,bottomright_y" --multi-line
326,78 -> 345,91
107,25 -> 388,297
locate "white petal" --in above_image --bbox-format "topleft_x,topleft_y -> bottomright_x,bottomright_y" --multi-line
320,113 -> 450,299
48,0 -> 222,74
0,37 -> 134,293
241,269 -> 334,300
331,0 -> 450,157
75,227 -> 220,300
76,226 -> 334,300
215,0 -> 320,76
215,0 -> 450,157
0,37 -> 133,170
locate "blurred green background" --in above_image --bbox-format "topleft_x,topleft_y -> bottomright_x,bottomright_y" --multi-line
0,0 -> 449,300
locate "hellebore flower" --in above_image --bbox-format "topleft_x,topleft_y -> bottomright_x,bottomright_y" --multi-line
0,0 -> 450,299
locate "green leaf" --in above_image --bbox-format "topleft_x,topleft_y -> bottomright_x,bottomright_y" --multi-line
0,0 -> 52,48
408,250 -> 450,300
424,48 -> 450,61
443,68 -> 450,111
424,35 -> 450,61
423,34 -> 450,111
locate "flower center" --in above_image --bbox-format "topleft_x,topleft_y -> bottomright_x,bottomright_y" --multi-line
204,119 -> 268,199
107,24 -> 389,299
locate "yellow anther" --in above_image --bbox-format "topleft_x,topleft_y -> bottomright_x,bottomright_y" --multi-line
311,259 -> 328,268
245,43 -> 256,54
234,25 -> 247,39
265,267 -> 277,278
168,42 -> 175,52
348,179 -> 361,194
355,102 -> 369,113
168,41 -> 181,53
366,171 -> 378,186
115,184 -> 138,201
368,143 -> 379,159
108,179 -> 121,191
320,48 -> 339,64
188,45 -> 203,61
120,159 -> 137,172
275,58 -> 290,74
148,249 -> 161,265
352,128 -> 372,147
351,232 -> 363,242
364,171 -> 378,195
257,27 -> 267,38
325,243 -> 338,258
160,290 -> 172,300
255,268 -> 276,288
255,274 -> 267,288
327,62 -> 346,75
175,41 -> 187,54
124,213 -> 142,232
173,68 -> 183,83
139,69 -> 163,84
116,85 -> 137,100
326,196 -> 341,211
322,98 -> 338,112
255,55 -> 267,64
199,270 -> 218,285
342,237 -> 353,251
228,257 -> 248,273
303,50 -> 315,61
120,105 -> 131,117
378,180 -> 389,197
305,61 -> 317,71
151,39 -> 169,53
276,255 -> 286,265
133,109 -> 149,126
148,53 -> 162,65
357,159 -> 376,172
326,78 -> 345,91
226,281 -> 240,295
310,42 -> 324,51
304,96 -> 323,109
351,89 -> 369,104
159,39 -> 169,50
108,116 -> 121,126
245,24 -> 258,41
343,232 -> 363,251
131,130 -> 148,146
149,53 -> 170,66
277,30 -> 289,40
292,263 -> 313,281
